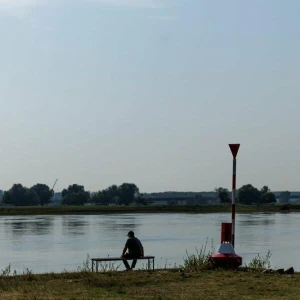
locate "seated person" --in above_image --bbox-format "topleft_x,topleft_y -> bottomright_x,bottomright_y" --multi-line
121,231 -> 144,271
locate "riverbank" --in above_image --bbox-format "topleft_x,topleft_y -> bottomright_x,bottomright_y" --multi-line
0,268 -> 299,299
0,204 -> 299,215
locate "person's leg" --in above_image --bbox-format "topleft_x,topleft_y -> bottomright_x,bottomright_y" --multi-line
122,254 -> 132,270
122,259 -> 131,270
131,259 -> 137,269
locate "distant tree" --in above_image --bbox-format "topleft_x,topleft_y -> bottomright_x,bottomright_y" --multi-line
118,183 -> 139,206
0,190 -> 3,204
260,186 -> 270,195
62,184 -> 85,196
278,191 -> 290,204
134,194 -> 147,206
106,185 -> 119,198
261,192 -> 276,204
62,184 -> 90,205
111,196 -> 121,205
2,184 -> 40,206
215,187 -> 231,204
92,185 -> 119,205
2,191 -> 13,205
92,191 -> 109,205
238,184 -> 261,205
31,184 -> 53,206
260,186 -> 276,204
105,185 -> 119,204
25,188 -> 40,206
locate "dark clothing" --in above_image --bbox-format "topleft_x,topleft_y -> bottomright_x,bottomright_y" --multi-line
122,253 -> 138,269
123,237 -> 143,269
125,237 -> 143,257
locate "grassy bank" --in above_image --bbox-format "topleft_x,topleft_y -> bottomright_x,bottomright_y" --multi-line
0,268 -> 299,299
0,204 -> 299,215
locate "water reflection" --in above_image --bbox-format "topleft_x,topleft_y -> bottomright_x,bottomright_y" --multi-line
239,215 -> 276,226
4,217 -> 54,237
62,216 -> 89,236
97,220 -> 137,233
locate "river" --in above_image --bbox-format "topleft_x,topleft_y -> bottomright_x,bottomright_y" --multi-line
0,213 -> 299,273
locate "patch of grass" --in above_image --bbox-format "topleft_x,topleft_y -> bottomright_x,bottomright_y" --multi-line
76,254 -> 92,272
95,261 -> 122,272
1,264 -> 34,279
78,254 -> 121,272
0,269 -> 300,299
245,250 -> 272,270
183,238 -> 215,271
1,264 -> 12,277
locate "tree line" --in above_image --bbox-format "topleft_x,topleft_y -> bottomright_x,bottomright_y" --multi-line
215,185 -> 291,204
0,182 -> 295,206
61,182 -> 140,206
2,184 -> 53,206
91,183 -> 140,206
0,183 -> 140,206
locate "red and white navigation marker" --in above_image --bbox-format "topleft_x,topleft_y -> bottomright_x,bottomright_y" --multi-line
229,144 -> 240,248
210,222 -> 242,268
209,144 -> 242,268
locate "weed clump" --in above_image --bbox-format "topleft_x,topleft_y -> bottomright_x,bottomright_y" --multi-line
183,238 -> 215,271
246,250 -> 272,269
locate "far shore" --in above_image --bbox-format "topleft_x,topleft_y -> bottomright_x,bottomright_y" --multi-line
0,203 -> 298,216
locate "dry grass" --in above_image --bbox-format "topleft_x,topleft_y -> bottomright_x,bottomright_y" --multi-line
0,269 -> 300,299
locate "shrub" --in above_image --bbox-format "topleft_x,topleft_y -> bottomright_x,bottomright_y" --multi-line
183,238 -> 215,270
246,250 -> 272,269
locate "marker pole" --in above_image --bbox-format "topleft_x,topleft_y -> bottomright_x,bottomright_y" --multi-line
232,157 -> 236,248
229,144 -> 240,248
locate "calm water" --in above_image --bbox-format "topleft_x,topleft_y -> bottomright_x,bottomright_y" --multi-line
0,213 -> 299,273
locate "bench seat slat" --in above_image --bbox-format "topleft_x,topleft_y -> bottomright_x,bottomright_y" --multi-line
91,256 -> 154,262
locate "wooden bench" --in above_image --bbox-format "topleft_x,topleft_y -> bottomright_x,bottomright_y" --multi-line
91,256 -> 155,272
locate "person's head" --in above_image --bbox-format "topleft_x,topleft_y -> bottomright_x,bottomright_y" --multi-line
127,231 -> 134,238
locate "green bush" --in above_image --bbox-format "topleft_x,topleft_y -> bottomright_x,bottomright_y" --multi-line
246,250 -> 272,269
183,239 -> 215,270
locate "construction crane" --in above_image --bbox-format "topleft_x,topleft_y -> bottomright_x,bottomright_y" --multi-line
50,179 -> 58,194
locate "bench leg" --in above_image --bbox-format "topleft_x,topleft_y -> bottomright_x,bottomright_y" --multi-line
153,258 -> 154,270
96,261 -> 99,273
92,260 -> 94,272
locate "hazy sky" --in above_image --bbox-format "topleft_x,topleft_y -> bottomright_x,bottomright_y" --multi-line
0,0 -> 299,193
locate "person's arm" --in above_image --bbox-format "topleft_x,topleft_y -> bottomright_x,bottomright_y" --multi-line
122,239 -> 129,257
121,246 -> 127,257
138,240 -> 144,257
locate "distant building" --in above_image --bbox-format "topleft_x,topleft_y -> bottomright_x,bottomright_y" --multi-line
273,192 -> 300,203
289,192 -> 300,203
143,192 -> 219,206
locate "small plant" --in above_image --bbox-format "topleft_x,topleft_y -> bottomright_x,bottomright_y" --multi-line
77,254 -> 92,272
1,264 -> 11,276
246,250 -> 272,269
22,268 -> 34,281
77,254 -> 121,272
97,262 -> 121,272
1,264 -> 25,277
183,238 -> 215,271
22,268 -> 33,275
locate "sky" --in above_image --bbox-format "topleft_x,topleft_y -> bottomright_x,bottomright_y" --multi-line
0,0 -> 299,193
